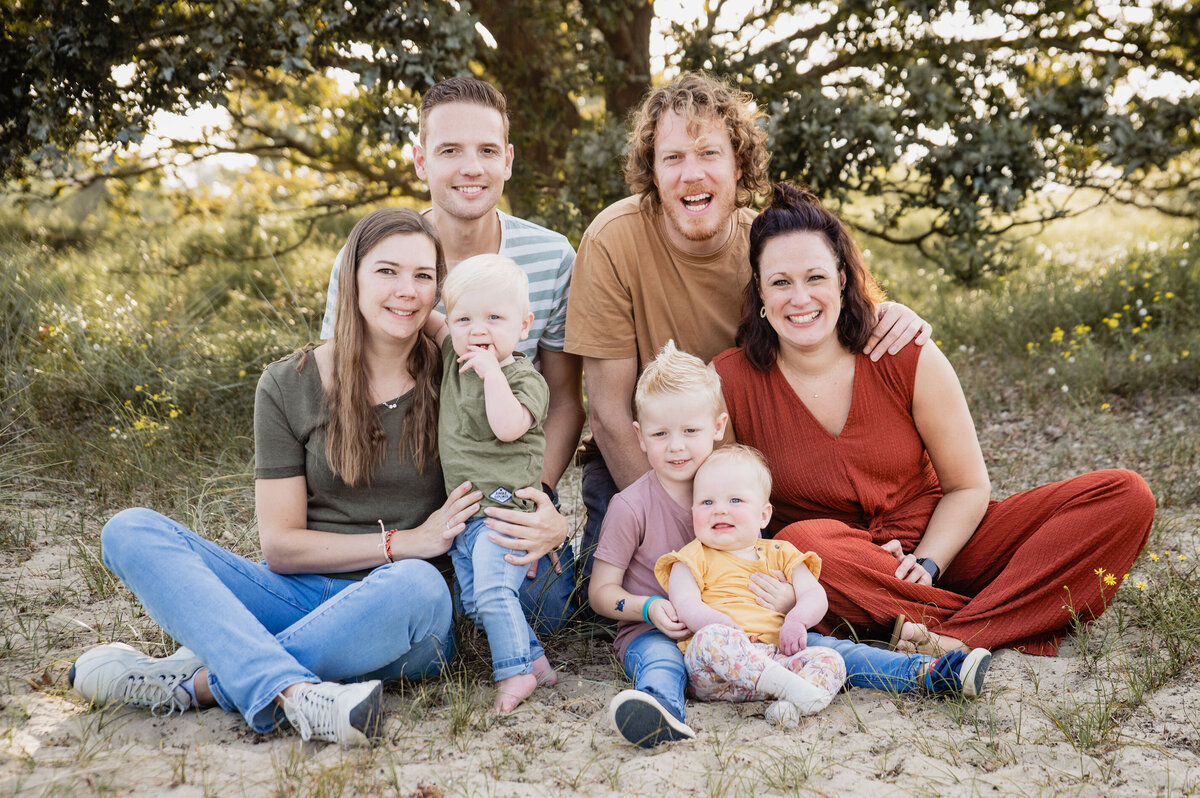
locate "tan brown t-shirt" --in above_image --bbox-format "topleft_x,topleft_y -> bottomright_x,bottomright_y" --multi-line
565,194 -> 756,370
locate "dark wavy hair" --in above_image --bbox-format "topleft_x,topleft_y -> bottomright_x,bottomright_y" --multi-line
624,72 -> 768,210
736,183 -> 883,371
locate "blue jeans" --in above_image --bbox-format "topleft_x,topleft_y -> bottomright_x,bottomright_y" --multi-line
808,633 -> 932,692
516,543 -> 577,636
100,508 -> 454,733
622,629 -> 688,722
514,485 -> 577,636
451,517 -> 543,681
579,456 -> 619,584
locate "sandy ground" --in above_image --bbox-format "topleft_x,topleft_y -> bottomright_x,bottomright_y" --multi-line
2,402 -> 1199,796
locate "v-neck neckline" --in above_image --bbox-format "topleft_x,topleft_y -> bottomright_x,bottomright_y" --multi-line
773,353 -> 860,440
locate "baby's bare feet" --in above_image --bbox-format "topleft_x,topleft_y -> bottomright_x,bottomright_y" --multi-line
532,655 -> 558,687
494,673 -> 537,713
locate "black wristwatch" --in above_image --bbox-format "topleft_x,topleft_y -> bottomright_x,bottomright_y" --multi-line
915,557 -> 940,584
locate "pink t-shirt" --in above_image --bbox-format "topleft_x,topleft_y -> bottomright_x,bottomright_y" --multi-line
594,471 -> 696,660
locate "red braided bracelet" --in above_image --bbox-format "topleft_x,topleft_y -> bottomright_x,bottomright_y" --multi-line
378,520 -> 397,563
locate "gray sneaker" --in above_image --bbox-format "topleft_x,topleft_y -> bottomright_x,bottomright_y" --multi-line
281,681 -> 384,746
69,642 -> 202,716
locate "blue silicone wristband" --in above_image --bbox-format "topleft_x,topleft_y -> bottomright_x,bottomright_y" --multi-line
642,595 -> 664,625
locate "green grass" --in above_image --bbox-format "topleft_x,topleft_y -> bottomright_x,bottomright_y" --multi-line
1,185 -> 1198,795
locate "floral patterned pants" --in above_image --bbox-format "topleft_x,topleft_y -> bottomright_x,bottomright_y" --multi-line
684,624 -> 846,703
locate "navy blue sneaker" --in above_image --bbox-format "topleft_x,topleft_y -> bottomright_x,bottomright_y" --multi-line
923,648 -> 991,698
609,690 -> 696,747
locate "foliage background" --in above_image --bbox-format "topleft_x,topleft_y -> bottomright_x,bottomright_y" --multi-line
4,1 -> 1199,281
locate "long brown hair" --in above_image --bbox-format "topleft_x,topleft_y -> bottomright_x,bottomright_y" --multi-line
737,183 -> 883,371
326,208 -> 445,485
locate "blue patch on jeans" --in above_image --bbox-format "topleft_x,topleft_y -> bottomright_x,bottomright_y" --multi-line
488,486 -> 514,504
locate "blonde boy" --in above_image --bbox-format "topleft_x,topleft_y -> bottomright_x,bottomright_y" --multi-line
591,343 -> 993,746
589,341 -> 798,747
435,254 -> 556,712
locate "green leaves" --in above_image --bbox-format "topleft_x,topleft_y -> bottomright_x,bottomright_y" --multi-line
4,1 -> 1197,272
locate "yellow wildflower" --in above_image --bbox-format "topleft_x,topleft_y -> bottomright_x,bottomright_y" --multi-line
1049,327 -> 1064,343
1179,554 -> 1188,562
1149,553 -> 1159,562
1093,567 -> 1105,576
1136,581 -> 1147,591
1104,573 -> 1117,586
1101,403 -> 1110,410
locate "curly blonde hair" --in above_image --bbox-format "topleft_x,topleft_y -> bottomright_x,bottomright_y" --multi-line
624,72 -> 769,210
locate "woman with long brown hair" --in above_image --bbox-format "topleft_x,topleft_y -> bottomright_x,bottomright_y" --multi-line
69,209 -> 484,746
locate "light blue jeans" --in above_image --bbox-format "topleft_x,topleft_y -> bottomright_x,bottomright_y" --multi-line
100,508 -> 454,733
806,633 -> 933,692
451,517 -> 543,682
622,629 -> 688,721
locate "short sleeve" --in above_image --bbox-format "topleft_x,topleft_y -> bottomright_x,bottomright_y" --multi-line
654,539 -> 707,594
537,245 -> 575,352
508,362 -> 550,427
594,492 -> 643,571
565,230 -> 636,359
253,366 -> 306,479
771,540 -> 822,583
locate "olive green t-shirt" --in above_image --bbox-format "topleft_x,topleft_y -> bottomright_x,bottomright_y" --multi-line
254,349 -> 446,571
437,338 -> 548,513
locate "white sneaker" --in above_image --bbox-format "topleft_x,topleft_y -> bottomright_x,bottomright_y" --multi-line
609,689 -> 696,748
764,700 -> 801,729
281,681 -> 384,746
70,642 -> 202,716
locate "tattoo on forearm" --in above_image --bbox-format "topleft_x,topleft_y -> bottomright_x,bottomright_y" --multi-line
616,599 -> 625,612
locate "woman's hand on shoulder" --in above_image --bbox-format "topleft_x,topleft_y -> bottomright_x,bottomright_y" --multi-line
864,301 -> 932,361
484,486 -> 567,566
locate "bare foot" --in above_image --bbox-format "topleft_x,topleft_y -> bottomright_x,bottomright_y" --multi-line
494,673 -> 537,713
895,622 -> 967,656
532,655 -> 558,687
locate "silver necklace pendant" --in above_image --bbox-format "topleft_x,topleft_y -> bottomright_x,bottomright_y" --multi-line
379,398 -> 399,410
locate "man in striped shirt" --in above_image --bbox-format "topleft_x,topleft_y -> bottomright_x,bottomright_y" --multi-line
320,78 -> 583,623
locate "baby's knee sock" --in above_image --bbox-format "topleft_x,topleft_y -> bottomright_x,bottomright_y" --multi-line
756,661 -> 833,715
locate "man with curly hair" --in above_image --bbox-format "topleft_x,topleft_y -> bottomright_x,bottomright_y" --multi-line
566,72 -> 930,585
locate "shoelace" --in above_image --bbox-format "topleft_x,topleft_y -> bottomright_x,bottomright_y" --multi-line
120,673 -> 191,717
284,689 -> 336,741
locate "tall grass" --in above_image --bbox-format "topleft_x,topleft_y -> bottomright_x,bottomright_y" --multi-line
0,196 -> 345,511
1,185 -> 1198,796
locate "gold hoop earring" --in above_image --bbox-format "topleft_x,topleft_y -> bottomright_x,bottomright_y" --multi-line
759,306 -> 767,318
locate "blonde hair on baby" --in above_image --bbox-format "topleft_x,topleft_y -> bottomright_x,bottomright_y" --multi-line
633,340 -> 725,421
442,254 -> 530,318
697,444 -> 773,502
